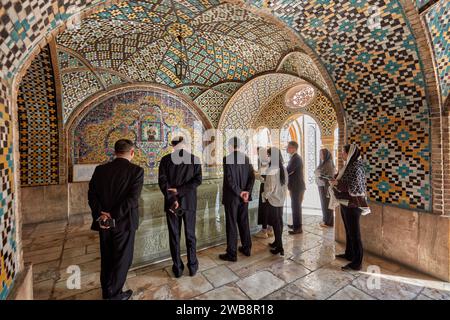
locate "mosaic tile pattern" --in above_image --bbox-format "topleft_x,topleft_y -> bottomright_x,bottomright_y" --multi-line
194,89 -> 231,127
253,90 -> 337,136
73,89 -> 205,183
277,51 -> 330,95
176,85 -> 207,100
57,50 -> 84,69
0,83 -> 16,300
17,45 -> 60,186
218,73 -> 303,129
61,70 -> 103,122
248,0 -> 432,210
425,0 -> 450,103
98,71 -> 127,87
55,0 -> 295,90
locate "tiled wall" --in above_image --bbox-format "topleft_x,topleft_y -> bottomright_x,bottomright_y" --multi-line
425,0 -> 450,105
17,45 -> 60,186
72,89 -> 205,184
0,83 -> 17,299
252,0 -> 432,211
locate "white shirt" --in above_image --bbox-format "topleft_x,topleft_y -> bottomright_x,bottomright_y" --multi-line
262,167 -> 288,207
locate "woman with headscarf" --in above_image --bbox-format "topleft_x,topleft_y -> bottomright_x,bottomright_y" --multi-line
330,144 -> 370,271
254,147 -> 274,239
314,148 -> 336,228
263,147 -> 288,256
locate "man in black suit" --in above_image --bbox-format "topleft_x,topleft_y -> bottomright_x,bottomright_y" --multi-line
158,136 -> 202,278
219,137 -> 255,262
286,141 -> 306,234
88,139 -> 144,300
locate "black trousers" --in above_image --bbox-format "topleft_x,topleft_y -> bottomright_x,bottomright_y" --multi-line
166,210 -> 198,275
257,184 -> 270,229
340,205 -> 363,268
225,201 -> 252,258
99,228 -> 135,299
268,204 -> 284,249
290,189 -> 305,229
318,186 -> 334,226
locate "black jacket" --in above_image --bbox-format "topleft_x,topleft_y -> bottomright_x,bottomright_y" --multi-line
88,158 -> 144,232
222,151 -> 255,205
158,149 -> 202,212
287,153 -> 306,192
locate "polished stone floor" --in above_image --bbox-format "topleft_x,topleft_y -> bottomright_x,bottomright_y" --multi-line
23,212 -> 450,300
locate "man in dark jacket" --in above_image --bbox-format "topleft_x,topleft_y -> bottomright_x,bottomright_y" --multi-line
88,139 -> 144,300
219,137 -> 255,262
286,141 -> 306,234
158,136 -> 202,278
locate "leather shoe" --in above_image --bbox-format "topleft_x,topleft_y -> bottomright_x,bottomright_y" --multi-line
189,265 -> 198,277
288,228 -> 303,235
219,253 -> 237,262
109,289 -> 133,300
173,265 -> 184,278
268,242 -> 276,248
287,224 -> 294,229
270,247 -> 284,256
341,263 -> 361,271
238,246 -> 251,257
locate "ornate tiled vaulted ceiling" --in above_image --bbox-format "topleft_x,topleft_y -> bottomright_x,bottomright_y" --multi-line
56,0 -> 296,87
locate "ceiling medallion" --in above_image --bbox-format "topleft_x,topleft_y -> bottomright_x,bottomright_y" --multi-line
286,84 -> 316,109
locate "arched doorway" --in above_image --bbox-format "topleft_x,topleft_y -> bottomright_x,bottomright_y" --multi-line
281,114 -> 324,212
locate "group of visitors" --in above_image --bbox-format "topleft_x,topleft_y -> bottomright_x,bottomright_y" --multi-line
87,137 -> 369,300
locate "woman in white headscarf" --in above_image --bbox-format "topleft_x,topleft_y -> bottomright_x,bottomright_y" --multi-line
330,144 -> 370,271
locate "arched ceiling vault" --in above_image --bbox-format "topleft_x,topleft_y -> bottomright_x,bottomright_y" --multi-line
56,1 -> 299,87
252,87 -> 338,137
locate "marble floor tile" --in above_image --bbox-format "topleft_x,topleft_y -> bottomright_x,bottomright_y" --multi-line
328,285 -> 375,300
126,269 -> 171,294
352,273 -> 423,300
133,284 -> 174,300
197,254 -> 219,272
194,284 -> 249,300
32,260 -> 61,283
415,293 -> 433,300
63,288 -> 103,300
62,246 -> 86,259
52,272 -> 102,300
236,271 -> 285,300
33,279 -> 55,300
268,259 -> 310,283
420,287 -> 450,300
262,288 -> 305,300
22,214 -> 450,301
290,243 -> 335,271
24,249 -> 62,265
285,266 -> 354,300
202,265 -> 239,287
233,255 -> 282,278
168,273 -> 214,299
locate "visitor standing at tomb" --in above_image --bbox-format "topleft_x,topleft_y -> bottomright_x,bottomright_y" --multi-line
158,136 -> 202,278
286,141 -> 306,234
330,144 -> 370,271
254,147 -> 274,239
88,139 -> 144,300
263,147 -> 288,256
314,148 -> 336,228
219,137 -> 255,261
